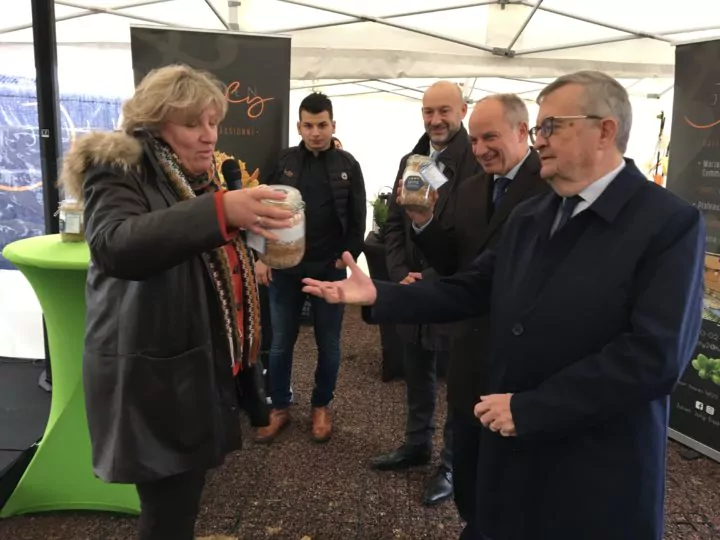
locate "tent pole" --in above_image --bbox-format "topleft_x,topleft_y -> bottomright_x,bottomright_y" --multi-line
646,84 -> 675,99
496,76 -> 546,85
371,79 -> 426,95
270,1 -> 499,34
354,82 -> 423,100
507,0 -> 543,50
509,23 -> 720,56
275,0 -> 498,54
518,1 -> 672,42
31,0 -> 61,391
228,0 -> 240,30
516,35 -> 655,56
54,0 -> 181,27
0,0 -> 170,35
462,77 -> 477,101
31,0 -> 61,238
203,0 -> 230,29
370,0 -> 500,18
292,79 -> 374,90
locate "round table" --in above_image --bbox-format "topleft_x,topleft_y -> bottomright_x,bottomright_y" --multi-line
1,234 -> 139,517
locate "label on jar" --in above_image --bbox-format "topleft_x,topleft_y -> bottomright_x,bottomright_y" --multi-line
273,220 -> 304,243
59,210 -> 82,234
246,231 -> 266,254
403,175 -> 425,192
246,221 -> 304,253
419,162 -> 449,190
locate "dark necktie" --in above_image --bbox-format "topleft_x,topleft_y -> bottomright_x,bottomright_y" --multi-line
552,195 -> 583,236
493,177 -> 511,208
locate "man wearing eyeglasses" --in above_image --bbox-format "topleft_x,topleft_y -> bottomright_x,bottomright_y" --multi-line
300,70 -> 705,540
405,93 -> 548,538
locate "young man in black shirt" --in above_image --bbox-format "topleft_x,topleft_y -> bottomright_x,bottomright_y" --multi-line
255,93 -> 366,444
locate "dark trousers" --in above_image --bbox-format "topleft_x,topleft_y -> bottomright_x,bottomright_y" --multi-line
135,469 -> 206,540
268,266 -> 346,409
403,342 -> 452,469
452,409 -> 483,539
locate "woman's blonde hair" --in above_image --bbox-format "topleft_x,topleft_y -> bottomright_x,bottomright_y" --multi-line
121,64 -> 228,135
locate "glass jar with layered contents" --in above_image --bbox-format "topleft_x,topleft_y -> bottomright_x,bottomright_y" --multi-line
398,154 -> 448,211
252,185 -> 306,269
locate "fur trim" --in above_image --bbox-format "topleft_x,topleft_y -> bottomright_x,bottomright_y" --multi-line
58,131 -> 144,202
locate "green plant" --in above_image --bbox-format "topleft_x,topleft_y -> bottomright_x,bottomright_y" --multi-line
691,353 -> 720,386
372,196 -> 389,226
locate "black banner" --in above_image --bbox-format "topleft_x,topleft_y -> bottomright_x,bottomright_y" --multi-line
129,26 -> 291,187
665,38 -> 720,461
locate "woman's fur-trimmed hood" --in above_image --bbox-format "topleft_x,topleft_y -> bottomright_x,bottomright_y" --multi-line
59,131 -> 144,202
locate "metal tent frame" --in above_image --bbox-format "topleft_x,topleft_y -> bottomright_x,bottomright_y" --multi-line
1,0 -> 717,100
3,0 -> 716,464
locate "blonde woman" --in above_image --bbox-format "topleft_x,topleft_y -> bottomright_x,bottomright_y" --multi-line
59,64 -> 293,539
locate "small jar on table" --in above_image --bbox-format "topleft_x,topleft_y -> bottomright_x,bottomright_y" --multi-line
58,198 -> 85,243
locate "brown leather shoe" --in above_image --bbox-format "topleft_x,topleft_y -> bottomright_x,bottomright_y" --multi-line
254,408 -> 290,444
311,406 -> 332,443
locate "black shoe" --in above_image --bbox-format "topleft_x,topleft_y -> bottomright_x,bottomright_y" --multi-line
381,368 -> 403,382
370,445 -> 431,471
422,467 -> 453,506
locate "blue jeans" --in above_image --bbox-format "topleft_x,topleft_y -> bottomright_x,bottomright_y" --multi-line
267,265 -> 346,410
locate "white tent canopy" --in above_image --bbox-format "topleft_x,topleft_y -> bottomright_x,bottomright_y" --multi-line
2,0 -> 712,360
0,0 -> 719,99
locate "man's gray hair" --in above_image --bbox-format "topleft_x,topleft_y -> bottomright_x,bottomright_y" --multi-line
537,70 -> 632,153
478,93 -> 529,128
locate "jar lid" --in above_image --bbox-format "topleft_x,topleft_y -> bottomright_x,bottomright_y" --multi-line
262,185 -> 305,211
407,154 -> 432,165
59,197 -> 82,209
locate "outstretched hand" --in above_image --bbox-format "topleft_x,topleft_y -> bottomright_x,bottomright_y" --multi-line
302,252 -> 377,306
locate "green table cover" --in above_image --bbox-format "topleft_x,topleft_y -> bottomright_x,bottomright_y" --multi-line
1,234 -> 139,517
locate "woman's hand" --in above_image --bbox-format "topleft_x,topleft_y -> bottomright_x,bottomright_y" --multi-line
255,259 -> 272,286
222,186 -> 294,240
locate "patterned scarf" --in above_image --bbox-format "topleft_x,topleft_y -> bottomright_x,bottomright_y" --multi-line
148,137 -> 261,373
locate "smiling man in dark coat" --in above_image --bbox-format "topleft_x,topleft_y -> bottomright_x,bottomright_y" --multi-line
374,80 -> 480,507
405,93 -> 549,537
301,70 -> 705,540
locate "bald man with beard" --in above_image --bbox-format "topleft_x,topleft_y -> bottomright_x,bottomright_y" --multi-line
371,81 -> 481,507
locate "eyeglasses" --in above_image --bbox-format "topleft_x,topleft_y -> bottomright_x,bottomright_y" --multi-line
529,115 -> 603,144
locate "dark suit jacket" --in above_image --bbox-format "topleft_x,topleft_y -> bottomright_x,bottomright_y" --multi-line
383,126 -> 481,347
363,159 -> 705,540
412,150 -> 549,414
